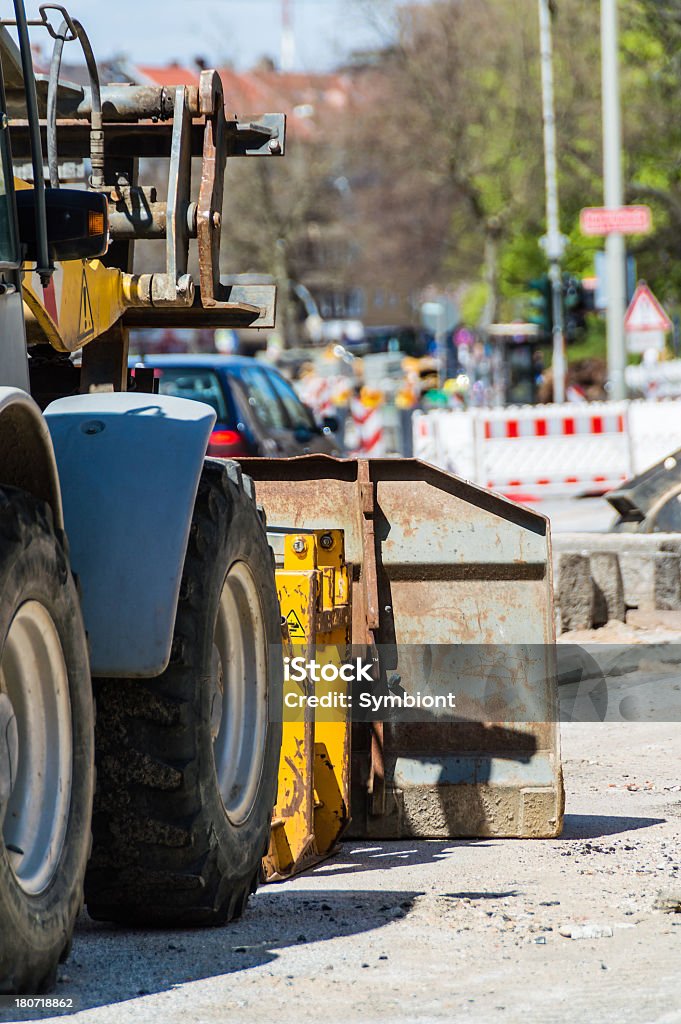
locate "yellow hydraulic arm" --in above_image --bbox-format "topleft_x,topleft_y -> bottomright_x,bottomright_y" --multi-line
22,256 -> 131,352
265,529 -> 352,881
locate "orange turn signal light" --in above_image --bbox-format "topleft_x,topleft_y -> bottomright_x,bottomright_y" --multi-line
88,210 -> 105,236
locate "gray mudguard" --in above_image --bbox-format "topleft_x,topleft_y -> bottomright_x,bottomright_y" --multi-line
45,392 -> 216,677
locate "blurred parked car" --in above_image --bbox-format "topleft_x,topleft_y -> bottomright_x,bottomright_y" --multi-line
130,355 -> 344,459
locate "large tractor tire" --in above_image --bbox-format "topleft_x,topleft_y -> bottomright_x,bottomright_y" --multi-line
0,488 -> 94,994
86,460 -> 283,925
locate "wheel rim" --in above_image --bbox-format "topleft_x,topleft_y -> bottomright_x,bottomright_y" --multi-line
211,562 -> 268,825
0,601 -> 72,895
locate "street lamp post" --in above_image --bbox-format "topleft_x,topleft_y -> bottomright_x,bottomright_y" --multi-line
281,0 -> 295,71
601,0 -> 627,400
538,0 -> 566,404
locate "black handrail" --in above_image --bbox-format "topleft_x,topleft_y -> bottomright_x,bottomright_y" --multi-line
47,16 -> 103,190
12,0 -> 52,285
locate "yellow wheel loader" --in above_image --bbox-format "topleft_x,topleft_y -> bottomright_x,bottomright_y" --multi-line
0,0 -> 563,995
0,1 -> 287,991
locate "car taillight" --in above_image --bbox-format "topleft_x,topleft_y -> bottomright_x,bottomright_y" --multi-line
207,428 -> 250,457
210,429 -> 241,447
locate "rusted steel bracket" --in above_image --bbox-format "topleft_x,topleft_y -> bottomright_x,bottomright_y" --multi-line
357,461 -> 380,639
356,461 -> 386,816
138,86 -> 194,308
8,66 -> 286,328
231,114 -> 286,157
197,71 -> 285,310
122,277 -> 276,330
197,71 -> 228,310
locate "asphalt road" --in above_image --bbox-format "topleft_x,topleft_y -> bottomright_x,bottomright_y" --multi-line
521,495 -> 616,533
0,495 -> 665,1024
3,715 -> 680,1024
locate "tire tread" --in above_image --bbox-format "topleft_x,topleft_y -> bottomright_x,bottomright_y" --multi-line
86,461 -> 281,927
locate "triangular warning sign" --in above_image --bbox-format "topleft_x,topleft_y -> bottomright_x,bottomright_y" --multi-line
624,283 -> 672,333
77,269 -> 95,342
286,609 -> 306,640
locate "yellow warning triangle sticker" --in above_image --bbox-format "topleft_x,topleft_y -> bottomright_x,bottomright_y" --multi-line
77,268 -> 95,342
286,609 -> 306,639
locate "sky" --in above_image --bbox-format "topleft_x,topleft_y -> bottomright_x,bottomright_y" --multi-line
20,0 -> 393,71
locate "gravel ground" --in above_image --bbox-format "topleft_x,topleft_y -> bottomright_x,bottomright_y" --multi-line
3,717 -> 681,1024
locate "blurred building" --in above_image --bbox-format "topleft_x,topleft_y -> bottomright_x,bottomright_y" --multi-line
28,44 -> 418,343
130,60 -> 414,335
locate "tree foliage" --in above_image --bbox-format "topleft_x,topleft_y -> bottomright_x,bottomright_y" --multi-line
346,0 -> 681,329
222,0 -> 681,344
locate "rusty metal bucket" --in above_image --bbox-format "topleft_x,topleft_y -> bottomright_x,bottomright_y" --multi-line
241,456 -> 564,840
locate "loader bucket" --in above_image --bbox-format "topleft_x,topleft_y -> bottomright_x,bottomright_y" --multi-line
240,456 -> 564,840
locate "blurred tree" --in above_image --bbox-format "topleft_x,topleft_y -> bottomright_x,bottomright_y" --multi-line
346,0 -> 546,327
221,139 -> 349,345
620,0 -> 681,305
214,0 -> 681,347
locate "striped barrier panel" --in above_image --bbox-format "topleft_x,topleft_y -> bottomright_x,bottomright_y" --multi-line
628,399 -> 681,475
413,401 -> 638,500
478,403 -> 631,500
350,397 -> 386,457
298,375 -> 335,423
413,410 -> 477,480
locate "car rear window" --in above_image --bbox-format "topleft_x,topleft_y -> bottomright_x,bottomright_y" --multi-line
155,368 -> 233,424
266,369 -> 316,431
237,366 -> 288,431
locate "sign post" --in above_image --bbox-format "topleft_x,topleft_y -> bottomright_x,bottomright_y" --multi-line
538,0 -> 567,403
624,282 -> 672,355
579,190 -> 653,396
600,0 -> 627,400
421,298 -> 458,387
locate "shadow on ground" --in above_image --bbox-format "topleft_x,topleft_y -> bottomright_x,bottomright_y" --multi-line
559,813 -> 666,839
1,819 -> 667,1021
0,887 -> 424,1022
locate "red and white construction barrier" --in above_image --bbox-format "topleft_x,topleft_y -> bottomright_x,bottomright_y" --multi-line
626,359 -> 681,399
479,404 -> 630,500
414,399 -> 681,501
350,397 -> 386,457
298,375 -> 335,423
